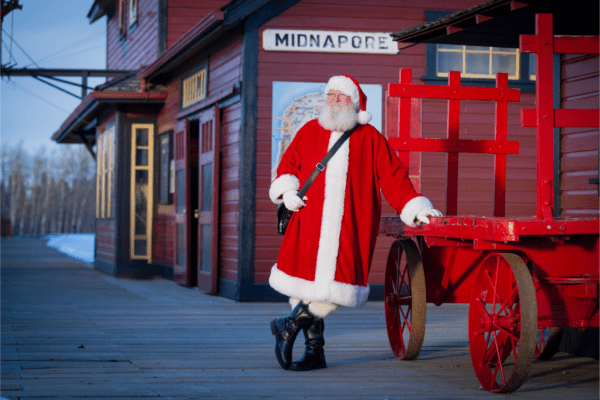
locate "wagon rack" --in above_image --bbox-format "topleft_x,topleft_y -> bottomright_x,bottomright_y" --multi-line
378,14 -> 599,393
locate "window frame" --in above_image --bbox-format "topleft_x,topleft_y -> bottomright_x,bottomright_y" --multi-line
422,10 -> 535,92
130,123 -> 155,261
96,124 -> 115,219
128,0 -> 138,27
158,130 -> 174,205
180,63 -> 208,110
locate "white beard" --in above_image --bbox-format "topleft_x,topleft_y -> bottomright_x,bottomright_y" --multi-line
318,103 -> 358,132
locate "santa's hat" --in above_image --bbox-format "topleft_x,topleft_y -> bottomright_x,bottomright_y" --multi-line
324,74 -> 372,125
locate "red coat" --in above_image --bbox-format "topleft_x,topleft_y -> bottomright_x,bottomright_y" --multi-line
269,119 -> 430,307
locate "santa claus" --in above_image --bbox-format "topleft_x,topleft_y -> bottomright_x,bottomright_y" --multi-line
269,74 -> 441,371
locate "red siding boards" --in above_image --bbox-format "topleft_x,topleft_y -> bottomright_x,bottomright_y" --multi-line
561,54 -> 600,217
96,219 -> 116,263
166,0 -> 230,48
220,102 -> 241,283
107,0 -> 159,70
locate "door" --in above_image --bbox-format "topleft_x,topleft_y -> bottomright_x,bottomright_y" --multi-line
172,118 -> 199,286
196,106 -> 220,294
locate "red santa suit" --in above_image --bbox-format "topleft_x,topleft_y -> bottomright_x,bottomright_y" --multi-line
269,118 -> 434,308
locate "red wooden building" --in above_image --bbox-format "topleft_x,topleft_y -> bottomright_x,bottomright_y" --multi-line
52,0 -> 597,302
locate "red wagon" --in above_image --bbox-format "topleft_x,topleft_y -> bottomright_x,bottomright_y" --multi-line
379,14 -> 599,393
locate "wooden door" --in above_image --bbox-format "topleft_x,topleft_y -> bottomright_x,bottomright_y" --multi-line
172,118 -> 198,286
196,106 -> 220,294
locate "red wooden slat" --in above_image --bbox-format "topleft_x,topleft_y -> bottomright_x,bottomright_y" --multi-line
534,13 -> 556,220
388,82 -> 520,102
520,34 -> 599,55
494,73 -> 509,217
522,108 -> 600,128
388,138 -> 519,154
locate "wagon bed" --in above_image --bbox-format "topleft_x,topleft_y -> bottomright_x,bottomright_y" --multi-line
378,14 -> 599,393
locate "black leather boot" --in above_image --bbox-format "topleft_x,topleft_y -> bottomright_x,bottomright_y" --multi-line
270,302 -> 315,370
289,317 -> 326,371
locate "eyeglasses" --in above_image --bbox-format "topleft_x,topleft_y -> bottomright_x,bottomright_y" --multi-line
327,92 -> 351,101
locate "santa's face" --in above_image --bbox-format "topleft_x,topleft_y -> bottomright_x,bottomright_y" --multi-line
326,90 -> 353,109
318,92 -> 358,132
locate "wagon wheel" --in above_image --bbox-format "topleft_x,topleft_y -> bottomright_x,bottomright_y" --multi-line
536,327 -> 564,360
384,239 -> 426,360
468,252 -> 537,393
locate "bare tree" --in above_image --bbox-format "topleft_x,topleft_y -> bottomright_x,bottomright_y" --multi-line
1,143 -> 96,236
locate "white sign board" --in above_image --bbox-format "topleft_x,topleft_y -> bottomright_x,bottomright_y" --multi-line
263,29 -> 398,55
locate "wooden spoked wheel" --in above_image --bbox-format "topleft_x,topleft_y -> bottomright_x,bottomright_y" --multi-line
468,252 -> 538,393
536,327 -> 564,360
384,239 -> 426,360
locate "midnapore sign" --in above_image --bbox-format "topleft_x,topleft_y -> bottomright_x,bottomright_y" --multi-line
262,29 -> 398,55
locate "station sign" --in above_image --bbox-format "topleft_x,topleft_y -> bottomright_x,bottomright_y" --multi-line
263,29 -> 398,55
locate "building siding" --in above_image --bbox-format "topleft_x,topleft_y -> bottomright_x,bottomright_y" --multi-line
96,219 -> 116,263
560,53 -> 600,216
166,0 -> 230,49
107,0 -> 159,70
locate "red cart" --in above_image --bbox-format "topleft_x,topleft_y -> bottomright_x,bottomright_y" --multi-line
379,14 -> 599,393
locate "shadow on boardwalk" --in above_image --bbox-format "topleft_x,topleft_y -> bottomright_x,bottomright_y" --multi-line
1,239 -> 598,399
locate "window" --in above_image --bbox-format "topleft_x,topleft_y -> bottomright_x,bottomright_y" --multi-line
423,10 -> 535,91
118,0 -> 126,36
96,124 -> 115,219
129,0 -> 138,27
158,130 -> 173,205
130,124 -> 154,261
436,45 -> 519,80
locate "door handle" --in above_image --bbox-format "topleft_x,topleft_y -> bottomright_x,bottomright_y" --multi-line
194,209 -> 199,219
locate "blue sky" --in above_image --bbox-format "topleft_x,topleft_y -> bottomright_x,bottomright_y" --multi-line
1,1 -> 106,154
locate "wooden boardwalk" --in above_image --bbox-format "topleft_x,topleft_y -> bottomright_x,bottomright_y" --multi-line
1,238 -> 598,399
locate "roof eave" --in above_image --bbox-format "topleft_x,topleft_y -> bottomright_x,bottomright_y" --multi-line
52,91 -> 167,144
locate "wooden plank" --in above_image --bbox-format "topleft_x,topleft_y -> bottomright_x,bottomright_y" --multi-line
2,238 -> 598,398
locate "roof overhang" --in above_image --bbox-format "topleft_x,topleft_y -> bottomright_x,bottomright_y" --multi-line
52,91 -> 167,145
87,0 -> 113,24
391,0 -> 599,48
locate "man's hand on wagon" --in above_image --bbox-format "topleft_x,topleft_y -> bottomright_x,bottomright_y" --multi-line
415,208 -> 443,225
283,190 -> 308,212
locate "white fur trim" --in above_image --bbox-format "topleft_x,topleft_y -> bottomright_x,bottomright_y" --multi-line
289,298 -> 338,318
269,174 -> 300,204
357,110 -> 372,125
325,76 -> 359,104
289,298 -> 301,309
400,196 -> 434,227
270,264 -> 370,307
314,130 -> 348,300
269,130 -> 372,308
308,302 -> 338,318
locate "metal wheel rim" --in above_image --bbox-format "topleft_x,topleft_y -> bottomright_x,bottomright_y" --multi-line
384,239 -> 426,360
468,252 -> 538,393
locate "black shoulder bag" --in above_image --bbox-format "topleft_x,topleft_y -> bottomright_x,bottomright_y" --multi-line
276,126 -> 357,235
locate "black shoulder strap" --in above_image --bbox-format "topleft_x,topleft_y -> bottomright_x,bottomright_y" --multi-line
297,125 -> 357,198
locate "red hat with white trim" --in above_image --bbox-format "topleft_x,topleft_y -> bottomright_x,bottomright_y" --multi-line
324,74 -> 372,125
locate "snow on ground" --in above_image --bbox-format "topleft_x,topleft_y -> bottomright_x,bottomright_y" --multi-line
45,234 -> 95,264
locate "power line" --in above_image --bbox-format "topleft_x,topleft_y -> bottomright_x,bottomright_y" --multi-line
1,27 -> 38,67
35,31 -> 104,64
6,80 -> 70,113
31,44 -> 105,67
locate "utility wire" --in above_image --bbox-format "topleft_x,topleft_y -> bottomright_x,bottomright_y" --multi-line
1,27 -> 39,67
6,80 -> 70,113
33,44 -> 105,66
35,31 -> 104,64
